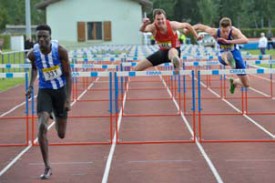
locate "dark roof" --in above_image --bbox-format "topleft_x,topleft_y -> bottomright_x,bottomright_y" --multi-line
35,0 -> 62,10
36,0 -> 152,12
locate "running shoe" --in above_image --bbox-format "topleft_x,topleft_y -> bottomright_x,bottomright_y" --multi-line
172,57 -> 180,74
229,78 -> 236,94
40,167 -> 52,180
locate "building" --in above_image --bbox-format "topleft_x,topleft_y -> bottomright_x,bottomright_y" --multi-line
36,0 -> 152,45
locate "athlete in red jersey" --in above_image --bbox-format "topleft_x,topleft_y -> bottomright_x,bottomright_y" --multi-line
134,9 -> 202,73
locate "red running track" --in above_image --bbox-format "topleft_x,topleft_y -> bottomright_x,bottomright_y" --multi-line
0,70 -> 275,183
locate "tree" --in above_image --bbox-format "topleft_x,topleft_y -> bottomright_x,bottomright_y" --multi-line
197,0 -> 219,26
0,0 -> 45,32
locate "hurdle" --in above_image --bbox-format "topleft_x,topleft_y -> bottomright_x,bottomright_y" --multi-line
31,71 -> 114,146
119,62 -> 191,114
197,68 -> 275,142
246,60 -> 275,99
70,63 -> 118,101
114,70 -> 196,144
0,72 -> 30,147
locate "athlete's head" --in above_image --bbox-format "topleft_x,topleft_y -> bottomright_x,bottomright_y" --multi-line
153,9 -> 166,28
36,24 -> 51,50
219,17 -> 232,37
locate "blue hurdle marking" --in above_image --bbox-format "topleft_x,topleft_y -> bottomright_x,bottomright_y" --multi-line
0,64 -> 31,69
70,64 -> 117,69
115,70 -> 193,77
71,71 -> 109,77
246,60 -> 275,65
200,68 -> 275,75
0,72 -> 26,78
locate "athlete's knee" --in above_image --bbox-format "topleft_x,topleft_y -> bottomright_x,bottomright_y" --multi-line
38,123 -> 47,138
133,66 -> 140,71
241,78 -> 250,88
56,118 -> 67,139
58,131 -> 65,139
243,82 -> 250,88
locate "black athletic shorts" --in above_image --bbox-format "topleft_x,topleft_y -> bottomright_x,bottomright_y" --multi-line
146,47 -> 181,66
37,86 -> 68,118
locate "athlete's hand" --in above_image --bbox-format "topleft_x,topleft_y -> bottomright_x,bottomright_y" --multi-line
183,28 -> 189,35
196,34 -> 204,41
217,37 -> 229,44
142,18 -> 151,26
25,86 -> 33,99
64,99 -> 71,111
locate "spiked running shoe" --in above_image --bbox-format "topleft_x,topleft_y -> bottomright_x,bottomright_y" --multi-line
40,167 -> 52,180
229,78 -> 236,94
172,57 -> 180,74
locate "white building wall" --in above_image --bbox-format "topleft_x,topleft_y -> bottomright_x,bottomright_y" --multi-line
46,0 -> 143,44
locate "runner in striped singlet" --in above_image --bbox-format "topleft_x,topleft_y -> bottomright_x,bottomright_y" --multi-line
25,24 -> 72,179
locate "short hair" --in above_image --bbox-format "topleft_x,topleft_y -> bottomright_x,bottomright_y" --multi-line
153,9 -> 166,19
36,24 -> 51,35
219,17 -> 232,28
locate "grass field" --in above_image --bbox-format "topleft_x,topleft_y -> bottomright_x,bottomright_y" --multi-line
0,50 -> 28,92
0,78 -> 25,92
247,49 -> 275,58
246,49 -> 275,68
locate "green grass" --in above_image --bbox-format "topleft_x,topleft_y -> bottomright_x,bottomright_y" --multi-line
246,49 -> 275,58
0,50 -> 28,92
246,49 -> 275,68
0,78 -> 25,92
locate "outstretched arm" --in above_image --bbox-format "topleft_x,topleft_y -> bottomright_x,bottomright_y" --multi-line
171,21 -> 202,40
193,23 -> 217,37
216,27 -> 248,44
230,27 -> 249,44
140,18 -> 154,33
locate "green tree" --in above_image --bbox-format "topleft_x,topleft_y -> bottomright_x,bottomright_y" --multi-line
0,0 -> 45,32
197,0 -> 219,26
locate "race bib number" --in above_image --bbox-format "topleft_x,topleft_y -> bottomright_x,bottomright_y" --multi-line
158,41 -> 172,49
220,44 -> 234,51
42,65 -> 62,81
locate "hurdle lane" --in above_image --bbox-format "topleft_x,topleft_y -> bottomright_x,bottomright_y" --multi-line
1,47 -> 275,182
104,69 -> 223,183
0,64 -> 116,182
194,67 -> 275,183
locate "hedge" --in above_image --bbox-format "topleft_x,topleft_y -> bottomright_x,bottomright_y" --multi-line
0,34 -> 10,49
241,28 -> 275,38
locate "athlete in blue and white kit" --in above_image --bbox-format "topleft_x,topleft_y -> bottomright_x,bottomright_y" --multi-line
25,25 -> 72,179
193,17 -> 250,94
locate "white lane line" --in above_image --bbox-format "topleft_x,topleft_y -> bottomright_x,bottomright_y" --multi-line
101,79 -> 128,183
0,96 -> 37,117
0,145 -> 32,176
0,79 -> 98,177
159,73 -> 224,183
249,87 -> 270,97
201,81 -> 274,138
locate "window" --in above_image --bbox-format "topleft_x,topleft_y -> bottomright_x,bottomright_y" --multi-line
87,22 -> 102,40
77,21 -> 112,42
